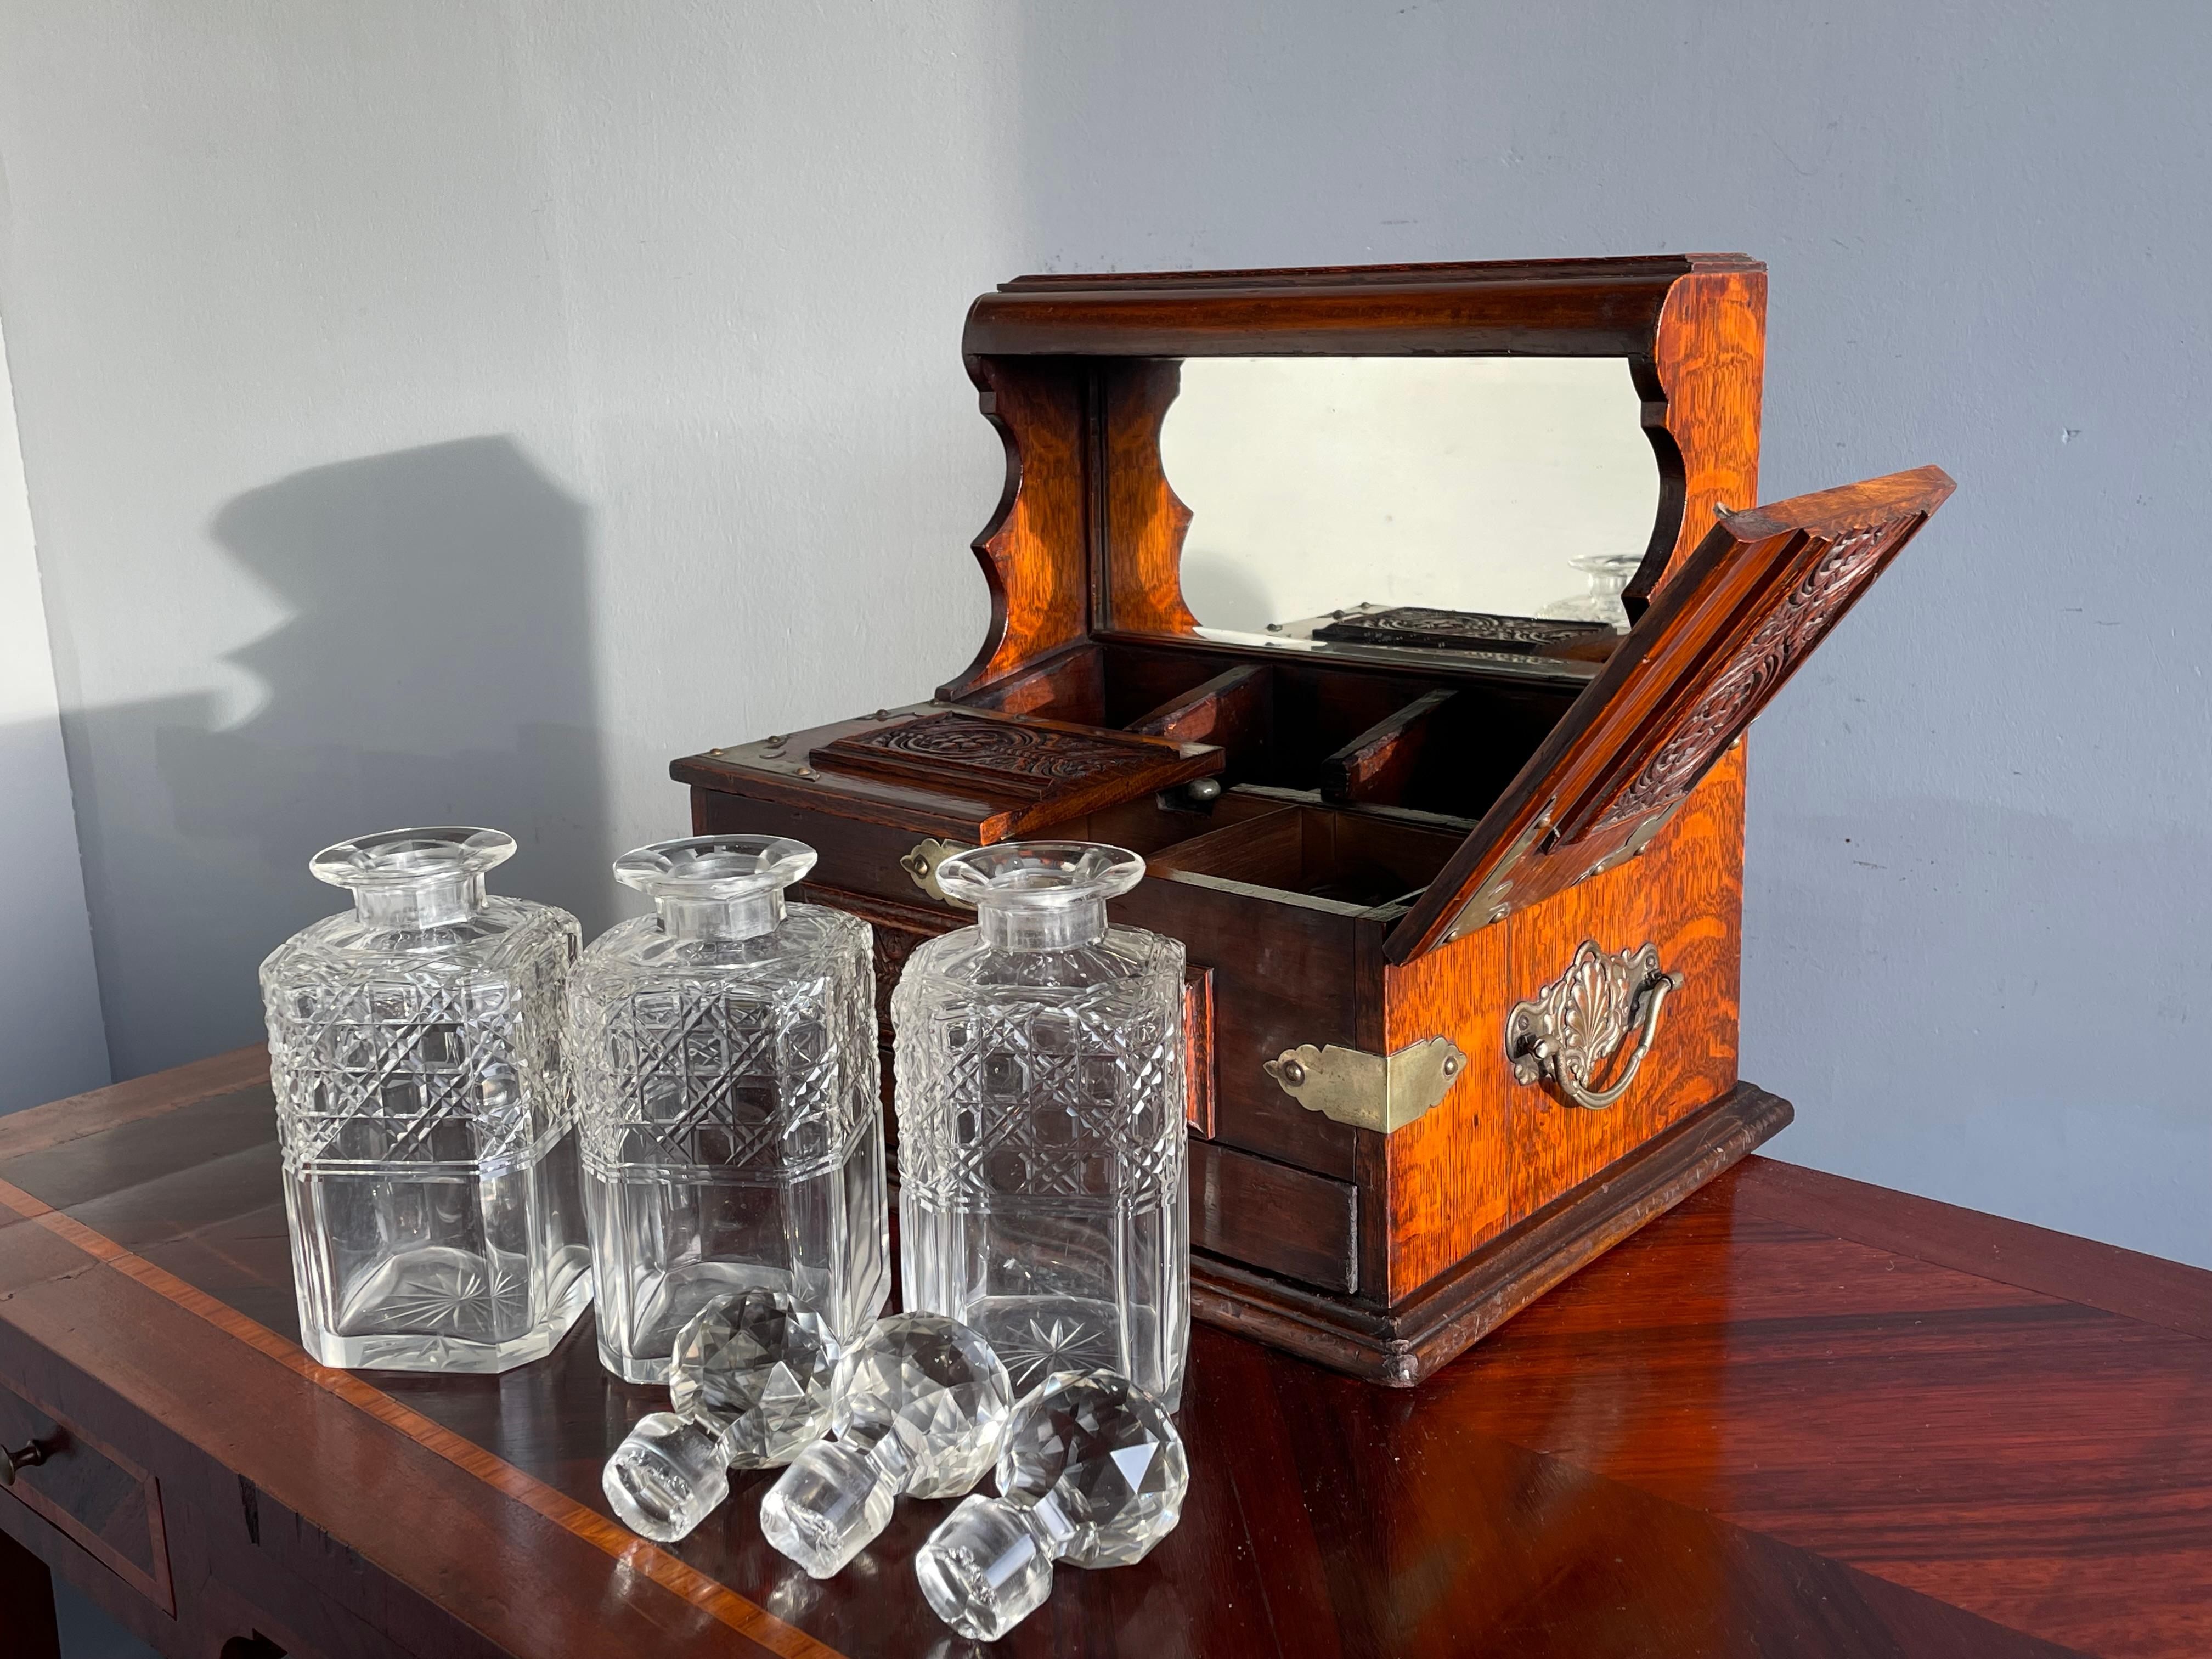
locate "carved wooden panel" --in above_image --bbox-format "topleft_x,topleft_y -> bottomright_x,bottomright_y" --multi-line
1386,466 -> 1956,962
819,712 -> 1149,793
809,709 -> 1222,834
1589,516 -> 1915,832
1311,607 -> 1613,656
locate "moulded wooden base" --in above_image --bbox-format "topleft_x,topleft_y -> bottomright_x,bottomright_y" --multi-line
1190,1080 -> 1793,1386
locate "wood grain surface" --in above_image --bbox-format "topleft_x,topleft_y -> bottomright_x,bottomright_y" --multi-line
1,1055 -> 2205,1657
1388,466 -> 1955,961
1379,744 -> 1745,1301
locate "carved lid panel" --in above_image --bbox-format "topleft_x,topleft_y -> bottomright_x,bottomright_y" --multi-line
676,706 -> 1224,846
1385,465 -> 1957,963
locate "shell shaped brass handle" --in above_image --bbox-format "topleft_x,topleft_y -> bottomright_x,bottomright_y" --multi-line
1,1438 -> 52,1487
1505,940 -> 1684,1111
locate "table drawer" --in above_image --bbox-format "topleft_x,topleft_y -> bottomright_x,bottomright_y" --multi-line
0,1373 -> 173,1615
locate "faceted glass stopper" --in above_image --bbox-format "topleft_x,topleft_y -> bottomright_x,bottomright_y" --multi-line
602,1287 -> 839,1543
601,1412 -> 729,1543
914,1369 -> 1188,1640
669,1287 -> 838,1468
759,1312 -> 1012,1579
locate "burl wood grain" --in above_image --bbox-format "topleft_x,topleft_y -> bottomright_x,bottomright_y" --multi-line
1101,358 -> 1203,637
940,357 -> 1090,698
1623,264 -> 1768,612
1380,744 -> 1745,1302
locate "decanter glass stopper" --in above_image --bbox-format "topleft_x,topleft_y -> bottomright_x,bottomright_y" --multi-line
309,825 -> 517,930
611,833 -> 817,943
930,839 -> 1144,951
601,1286 -> 838,1542
759,1312 -> 1013,1579
913,1369 -> 1188,1641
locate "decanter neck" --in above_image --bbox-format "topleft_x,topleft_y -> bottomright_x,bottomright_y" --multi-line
354,874 -> 485,930
978,896 -> 1108,952
656,890 -> 785,944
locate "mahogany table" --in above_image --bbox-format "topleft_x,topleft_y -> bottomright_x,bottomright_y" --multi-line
1,1049 -> 2206,1658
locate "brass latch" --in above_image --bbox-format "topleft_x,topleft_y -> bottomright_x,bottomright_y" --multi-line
899,838 -> 974,906
1262,1037 -> 1468,1133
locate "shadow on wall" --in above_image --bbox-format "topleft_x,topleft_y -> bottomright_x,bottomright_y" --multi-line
77,436 -> 606,1079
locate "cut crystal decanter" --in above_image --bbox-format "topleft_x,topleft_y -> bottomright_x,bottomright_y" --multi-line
759,1312 -> 1013,1579
602,1285 -> 839,1543
1547,546 -> 1644,628
567,836 -> 888,1382
261,827 -> 591,1373
893,842 -> 1189,1406
914,1369 -> 1189,1640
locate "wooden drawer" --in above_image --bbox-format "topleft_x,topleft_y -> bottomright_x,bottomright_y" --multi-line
1192,1139 -> 1359,1295
0,1373 -> 173,1615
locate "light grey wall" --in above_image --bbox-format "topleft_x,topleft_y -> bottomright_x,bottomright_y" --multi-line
0,3 -> 2203,1265
0,316 -> 108,1114
0,2 -> 1018,1090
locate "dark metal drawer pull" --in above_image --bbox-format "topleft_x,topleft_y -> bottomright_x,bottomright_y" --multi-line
1,1437 -> 54,1486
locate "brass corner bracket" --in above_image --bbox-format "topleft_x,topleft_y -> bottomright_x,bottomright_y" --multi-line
1262,1036 -> 1468,1134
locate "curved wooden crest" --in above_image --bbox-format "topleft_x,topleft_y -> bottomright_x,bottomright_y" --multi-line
941,256 -> 1767,701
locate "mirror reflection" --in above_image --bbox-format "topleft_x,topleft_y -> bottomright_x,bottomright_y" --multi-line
1158,357 -> 1660,653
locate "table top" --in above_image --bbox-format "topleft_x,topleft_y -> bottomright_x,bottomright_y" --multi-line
1,1048 -> 2207,1659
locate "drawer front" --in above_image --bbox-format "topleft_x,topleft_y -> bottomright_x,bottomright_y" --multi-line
0,1374 -> 173,1615
1193,1140 -> 1359,1295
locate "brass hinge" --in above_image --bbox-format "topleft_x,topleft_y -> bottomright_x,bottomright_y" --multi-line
1262,1037 -> 1468,1134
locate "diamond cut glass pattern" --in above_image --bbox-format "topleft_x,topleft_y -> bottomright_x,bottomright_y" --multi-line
668,1289 -> 838,1468
914,1369 -> 1189,1640
568,836 -> 888,1381
261,827 -> 590,1373
759,1312 -> 1012,1579
893,843 -> 1189,1406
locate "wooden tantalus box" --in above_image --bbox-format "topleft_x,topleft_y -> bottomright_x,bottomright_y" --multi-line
674,255 -> 1955,1386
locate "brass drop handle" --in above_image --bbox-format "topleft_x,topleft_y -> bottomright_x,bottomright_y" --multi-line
1505,941 -> 1685,1111
1,1437 -> 53,1487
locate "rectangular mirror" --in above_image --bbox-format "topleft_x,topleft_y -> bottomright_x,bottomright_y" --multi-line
1155,357 -> 1661,654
